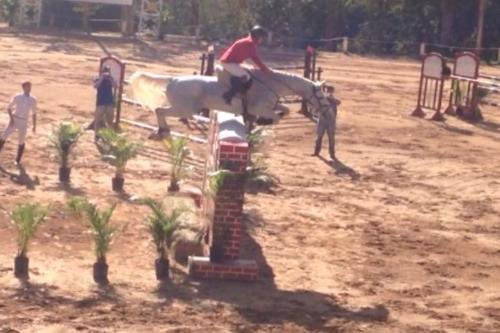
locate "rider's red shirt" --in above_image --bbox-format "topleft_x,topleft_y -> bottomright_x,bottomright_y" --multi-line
219,35 -> 269,72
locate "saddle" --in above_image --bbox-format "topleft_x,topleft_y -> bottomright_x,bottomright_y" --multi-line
215,65 -> 253,93
215,64 -> 254,123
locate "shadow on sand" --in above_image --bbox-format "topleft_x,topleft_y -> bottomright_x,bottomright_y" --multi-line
317,155 -> 361,181
0,164 -> 39,190
155,210 -> 388,331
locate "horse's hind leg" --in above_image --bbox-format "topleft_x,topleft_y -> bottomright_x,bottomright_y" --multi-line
155,107 -> 172,135
155,105 -> 196,136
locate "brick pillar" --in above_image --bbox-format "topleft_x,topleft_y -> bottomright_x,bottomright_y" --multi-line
212,141 -> 248,261
189,111 -> 258,281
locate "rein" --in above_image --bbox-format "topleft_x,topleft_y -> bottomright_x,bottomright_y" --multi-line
248,70 -> 331,114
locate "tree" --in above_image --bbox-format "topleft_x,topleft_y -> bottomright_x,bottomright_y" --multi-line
440,0 -> 454,45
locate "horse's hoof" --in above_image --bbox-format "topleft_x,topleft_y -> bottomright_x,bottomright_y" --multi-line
256,118 -> 274,126
148,132 -> 161,140
148,129 -> 170,140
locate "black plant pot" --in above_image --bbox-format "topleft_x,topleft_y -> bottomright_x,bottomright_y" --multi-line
59,167 -> 71,183
93,261 -> 109,284
155,258 -> 170,281
209,244 -> 225,263
168,181 -> 180,192
14,255 -> 29,279
112,177 -> 124,192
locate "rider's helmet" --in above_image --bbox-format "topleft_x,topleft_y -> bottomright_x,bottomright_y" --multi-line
250,25 -> 268,40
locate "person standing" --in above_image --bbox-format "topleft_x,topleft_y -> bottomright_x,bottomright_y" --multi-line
94,65 -> 116,140
0,81 -> 37,165
313,86 -> 339,160
219,26 -> 271,105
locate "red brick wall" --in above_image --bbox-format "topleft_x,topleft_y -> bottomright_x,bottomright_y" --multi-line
189,112 -> 258,281
203,113 -> 250,261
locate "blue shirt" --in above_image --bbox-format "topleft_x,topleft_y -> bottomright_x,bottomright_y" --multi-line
96,75 -> 115,106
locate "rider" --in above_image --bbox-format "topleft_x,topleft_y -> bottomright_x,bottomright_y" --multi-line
220,25 -> 272,105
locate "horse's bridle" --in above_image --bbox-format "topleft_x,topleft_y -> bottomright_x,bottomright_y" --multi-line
303,85 -> 332,114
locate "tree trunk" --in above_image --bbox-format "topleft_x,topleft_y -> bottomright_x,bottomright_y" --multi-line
82,4 -> 90,32
476,0 -> 486,52
324,0 -> 344,51
121,4 -> 134,36
440,0 -> 454,45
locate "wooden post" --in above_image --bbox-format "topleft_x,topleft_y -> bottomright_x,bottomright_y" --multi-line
342,37 -> 349,53
205,45 -> 215,76
200,53 -> 206,76
420,43 -> 426,57
302,49 -> 313,113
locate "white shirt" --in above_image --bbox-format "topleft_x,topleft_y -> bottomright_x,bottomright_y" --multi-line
7,93 -> 37,120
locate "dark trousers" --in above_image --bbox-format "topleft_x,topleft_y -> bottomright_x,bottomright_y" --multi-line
314,108 -> 337,158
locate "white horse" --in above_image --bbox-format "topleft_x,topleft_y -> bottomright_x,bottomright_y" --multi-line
129,66 -> 333,134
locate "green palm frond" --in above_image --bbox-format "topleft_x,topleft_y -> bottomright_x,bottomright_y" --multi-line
164,137 -> 191,187
49,122 -> 83,167
11,203 -> 49,256
67,197 -> 118,262
98,128 -> 139,177
247,127 -> 267,152
245,154 -> 279,190
207,169 -> 233,197
140,198 -> 183,259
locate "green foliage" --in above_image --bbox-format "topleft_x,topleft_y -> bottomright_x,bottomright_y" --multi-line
247,127 -> 267,153
68,197 -> 117,263
98,128 -> 139,178
140,198 -> 183,260
164,137 -> 191,190
245,153 -> 279,192
7,1 -> 500,56
207,169 -> 233,197
49,122 -> 83,168
11,203 -> 49,257
0,0 -> 19,26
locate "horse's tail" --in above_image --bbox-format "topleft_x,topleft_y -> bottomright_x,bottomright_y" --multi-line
128,71 -> 174,111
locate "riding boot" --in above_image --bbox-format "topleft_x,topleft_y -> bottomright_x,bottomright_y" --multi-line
223,76 -> 246,105
0,139 -> 5,152
313,139 -> 322,156
15,144 -> 25,165
329,148 -> 336,160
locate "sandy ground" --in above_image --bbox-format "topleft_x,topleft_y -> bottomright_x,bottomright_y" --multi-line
1,26 -> 500,333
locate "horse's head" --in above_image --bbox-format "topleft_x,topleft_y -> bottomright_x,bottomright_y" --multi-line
304,81 -> 334,116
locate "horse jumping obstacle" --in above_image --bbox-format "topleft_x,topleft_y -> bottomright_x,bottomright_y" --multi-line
412,51 -> 499,121
188,111 -> 258,281
412,52 -> 447,121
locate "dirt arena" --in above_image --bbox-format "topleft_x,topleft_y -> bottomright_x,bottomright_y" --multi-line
1,26 -> 500,333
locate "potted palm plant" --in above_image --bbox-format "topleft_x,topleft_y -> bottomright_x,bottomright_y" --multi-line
141,198 -> 183,280
164,137 -> 190,192
97,128 -> 139,192
68,197 -> 118,284
49,122 -> 83,183
11,203 -> 49,279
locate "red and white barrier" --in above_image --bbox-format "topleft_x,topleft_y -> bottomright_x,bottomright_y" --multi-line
411,53 -> 447,121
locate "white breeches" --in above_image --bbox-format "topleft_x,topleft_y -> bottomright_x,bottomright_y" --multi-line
1,116 -> 28,145
221,63 -> 250,81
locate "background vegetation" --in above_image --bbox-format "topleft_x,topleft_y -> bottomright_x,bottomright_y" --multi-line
1,0 -> 499,58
